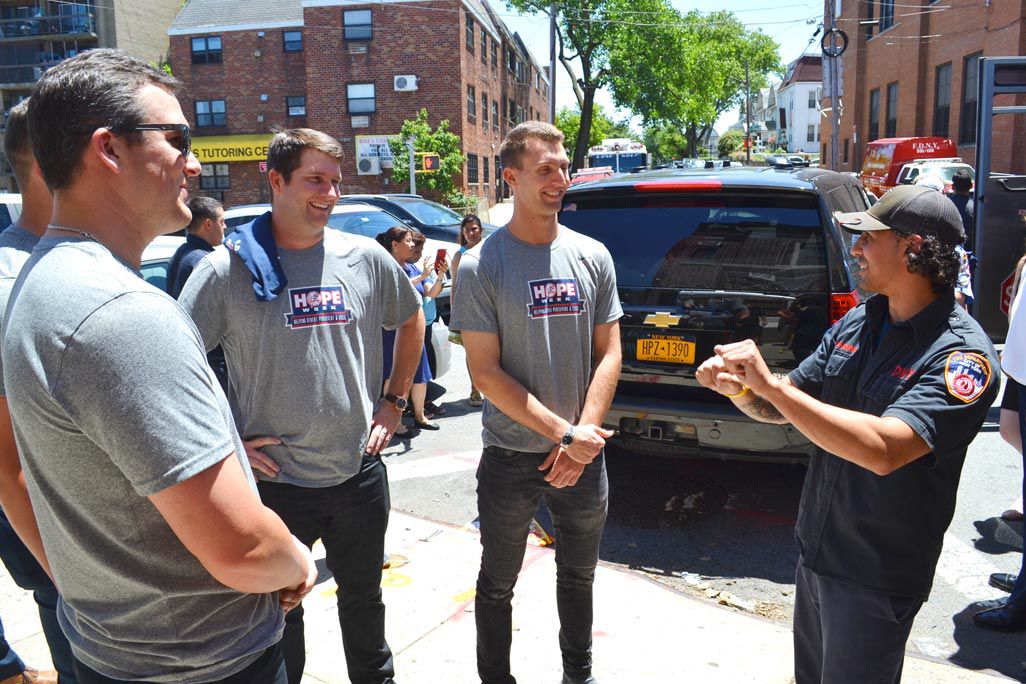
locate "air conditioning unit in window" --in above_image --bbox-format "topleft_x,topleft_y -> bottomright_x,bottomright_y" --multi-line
394,75 -> 418,92
357,156 -> 381,175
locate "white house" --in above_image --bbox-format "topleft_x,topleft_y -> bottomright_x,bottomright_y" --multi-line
776,54 -> 823,154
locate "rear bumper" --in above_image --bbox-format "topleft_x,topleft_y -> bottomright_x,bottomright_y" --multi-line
604,393 -> 813,462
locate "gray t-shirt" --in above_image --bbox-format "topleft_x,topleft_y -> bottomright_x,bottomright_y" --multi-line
450,226 -> 622,452
1,237 -> 283,682
178,230 -> 421,487
0,224 -> 39,396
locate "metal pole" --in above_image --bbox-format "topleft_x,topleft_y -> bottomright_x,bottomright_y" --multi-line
828,0 -> 840,171
745,59 -> 752,166
407,138 -> 416,195
549,1 -> 557,123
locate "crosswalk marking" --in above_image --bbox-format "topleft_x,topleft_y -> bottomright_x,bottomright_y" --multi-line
935,531 -> 1007,602
385,450 -> 481,483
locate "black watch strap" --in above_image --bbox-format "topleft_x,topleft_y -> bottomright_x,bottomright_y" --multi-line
383,393 -> 408,412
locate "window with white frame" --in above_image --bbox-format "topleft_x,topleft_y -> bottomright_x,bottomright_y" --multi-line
287,96 -> 306,117
343,10 -> 372,40
347,83 -> 375,114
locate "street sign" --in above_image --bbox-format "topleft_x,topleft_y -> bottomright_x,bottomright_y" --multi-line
1000,270 -> 1017,317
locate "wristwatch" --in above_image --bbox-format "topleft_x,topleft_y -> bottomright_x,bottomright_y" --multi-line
560,425 -> 575,448
383,393 -> 408,413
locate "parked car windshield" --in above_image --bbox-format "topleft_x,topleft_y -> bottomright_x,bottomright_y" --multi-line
327,208 -> 402,239
392,198 -> 463,227
559,193 -> 828,293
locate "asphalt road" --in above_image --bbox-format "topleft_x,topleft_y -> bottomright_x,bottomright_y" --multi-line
387,344 -> 1026,681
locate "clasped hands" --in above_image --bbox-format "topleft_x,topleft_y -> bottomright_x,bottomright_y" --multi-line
539,423 -> 612,489
696,340 -> 780,398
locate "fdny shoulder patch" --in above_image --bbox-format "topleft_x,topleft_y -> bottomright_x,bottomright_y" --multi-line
526,278 -> 587,319
284,285 -> 353,330
944,351 -> 992,403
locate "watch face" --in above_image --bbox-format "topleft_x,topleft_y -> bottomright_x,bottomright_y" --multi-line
394,397 -> 408,410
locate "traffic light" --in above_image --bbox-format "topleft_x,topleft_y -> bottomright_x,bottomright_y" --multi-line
417,153 -> 440,173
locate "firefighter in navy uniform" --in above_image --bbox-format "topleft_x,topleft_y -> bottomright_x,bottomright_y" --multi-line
697,184 -> 999,684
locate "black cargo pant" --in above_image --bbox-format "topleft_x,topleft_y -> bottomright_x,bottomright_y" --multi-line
793,561 -> 923,684
258,455 -> 394,684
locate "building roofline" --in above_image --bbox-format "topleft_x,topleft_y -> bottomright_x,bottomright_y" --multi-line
169,19 -> 304,36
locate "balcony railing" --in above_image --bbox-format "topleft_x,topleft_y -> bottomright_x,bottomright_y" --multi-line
0,61 -> 58,86
0,13 -> 96,41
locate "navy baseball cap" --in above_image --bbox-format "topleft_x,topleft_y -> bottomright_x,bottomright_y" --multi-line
834,184 -> 965,246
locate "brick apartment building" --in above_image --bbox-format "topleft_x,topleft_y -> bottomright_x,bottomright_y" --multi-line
168,0 -> 551,209
820,0 -> 1026,175
0,0 -> 182,191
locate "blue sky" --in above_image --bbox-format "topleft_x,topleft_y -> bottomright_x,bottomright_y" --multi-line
497,0 -> 824,133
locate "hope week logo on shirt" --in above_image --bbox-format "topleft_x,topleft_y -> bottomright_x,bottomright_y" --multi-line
284,285 -> 353,329
526,278 -> 587,319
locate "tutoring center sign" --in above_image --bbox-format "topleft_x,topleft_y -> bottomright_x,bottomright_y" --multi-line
355,134 -> 397,170
192,134 -> 273,163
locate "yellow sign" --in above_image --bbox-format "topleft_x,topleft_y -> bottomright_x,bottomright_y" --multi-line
192,134 -> 273,163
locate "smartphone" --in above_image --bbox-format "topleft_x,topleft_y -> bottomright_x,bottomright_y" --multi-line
434,248 -> 447,270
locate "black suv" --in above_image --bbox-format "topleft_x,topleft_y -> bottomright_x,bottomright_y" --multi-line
558,167 -> 870,462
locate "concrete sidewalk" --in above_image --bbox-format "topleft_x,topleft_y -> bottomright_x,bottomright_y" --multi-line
0,509 -> 1008,683
296,511 -> 1007,683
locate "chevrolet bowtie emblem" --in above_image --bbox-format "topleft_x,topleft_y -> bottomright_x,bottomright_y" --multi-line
643,312 -> 681,328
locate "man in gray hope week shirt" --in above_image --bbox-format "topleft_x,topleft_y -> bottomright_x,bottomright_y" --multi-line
1,50 -> 315,683
451,121 -> 622,684
179,128 -> 423,684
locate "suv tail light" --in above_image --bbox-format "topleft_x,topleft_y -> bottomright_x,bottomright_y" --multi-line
633,179 -> 723,192
830,290 -> 860,324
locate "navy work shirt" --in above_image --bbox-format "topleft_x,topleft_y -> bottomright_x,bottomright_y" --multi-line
166,234 -> 215,299
789,289 -> 998,598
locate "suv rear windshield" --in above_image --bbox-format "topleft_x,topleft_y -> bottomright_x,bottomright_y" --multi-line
393,198 -> 462,227
559,193 -> 828,293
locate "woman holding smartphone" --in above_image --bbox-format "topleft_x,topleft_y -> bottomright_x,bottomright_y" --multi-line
449,214 -> 485,407
376,227 -> 446,431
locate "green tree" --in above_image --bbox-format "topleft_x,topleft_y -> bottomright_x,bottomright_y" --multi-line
507,0 -> 663,171
555,104 -> 631,156
387,109 -> 467,208
607,9 -> 781,157
642,122 -> 688,163
717,129 -> 745,158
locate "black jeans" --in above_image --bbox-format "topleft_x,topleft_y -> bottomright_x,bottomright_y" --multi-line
0,507 -> 77,682
793,562 -> 923,684
72,642 -> 286,683
258,455 -> 394,684
475,446 -> 608,684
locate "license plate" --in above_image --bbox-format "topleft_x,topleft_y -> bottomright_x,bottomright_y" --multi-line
635,336 -> 696,364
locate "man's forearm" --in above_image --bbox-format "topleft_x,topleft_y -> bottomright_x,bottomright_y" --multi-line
0,399 -> 51,576
761,381 -> 925,475
389,310 -> 426,395
0,472 -> 51,578
733,388 -> 790,424
578,346 -> 621,427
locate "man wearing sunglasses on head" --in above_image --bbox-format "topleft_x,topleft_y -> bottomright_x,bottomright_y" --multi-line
0,49 -> 315,683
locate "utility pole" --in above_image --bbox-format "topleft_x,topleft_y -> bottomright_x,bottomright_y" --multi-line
549,1 -> 557,123
745,58 -> 752,166
406,138 -> 416,195
827,0 -> 841,171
